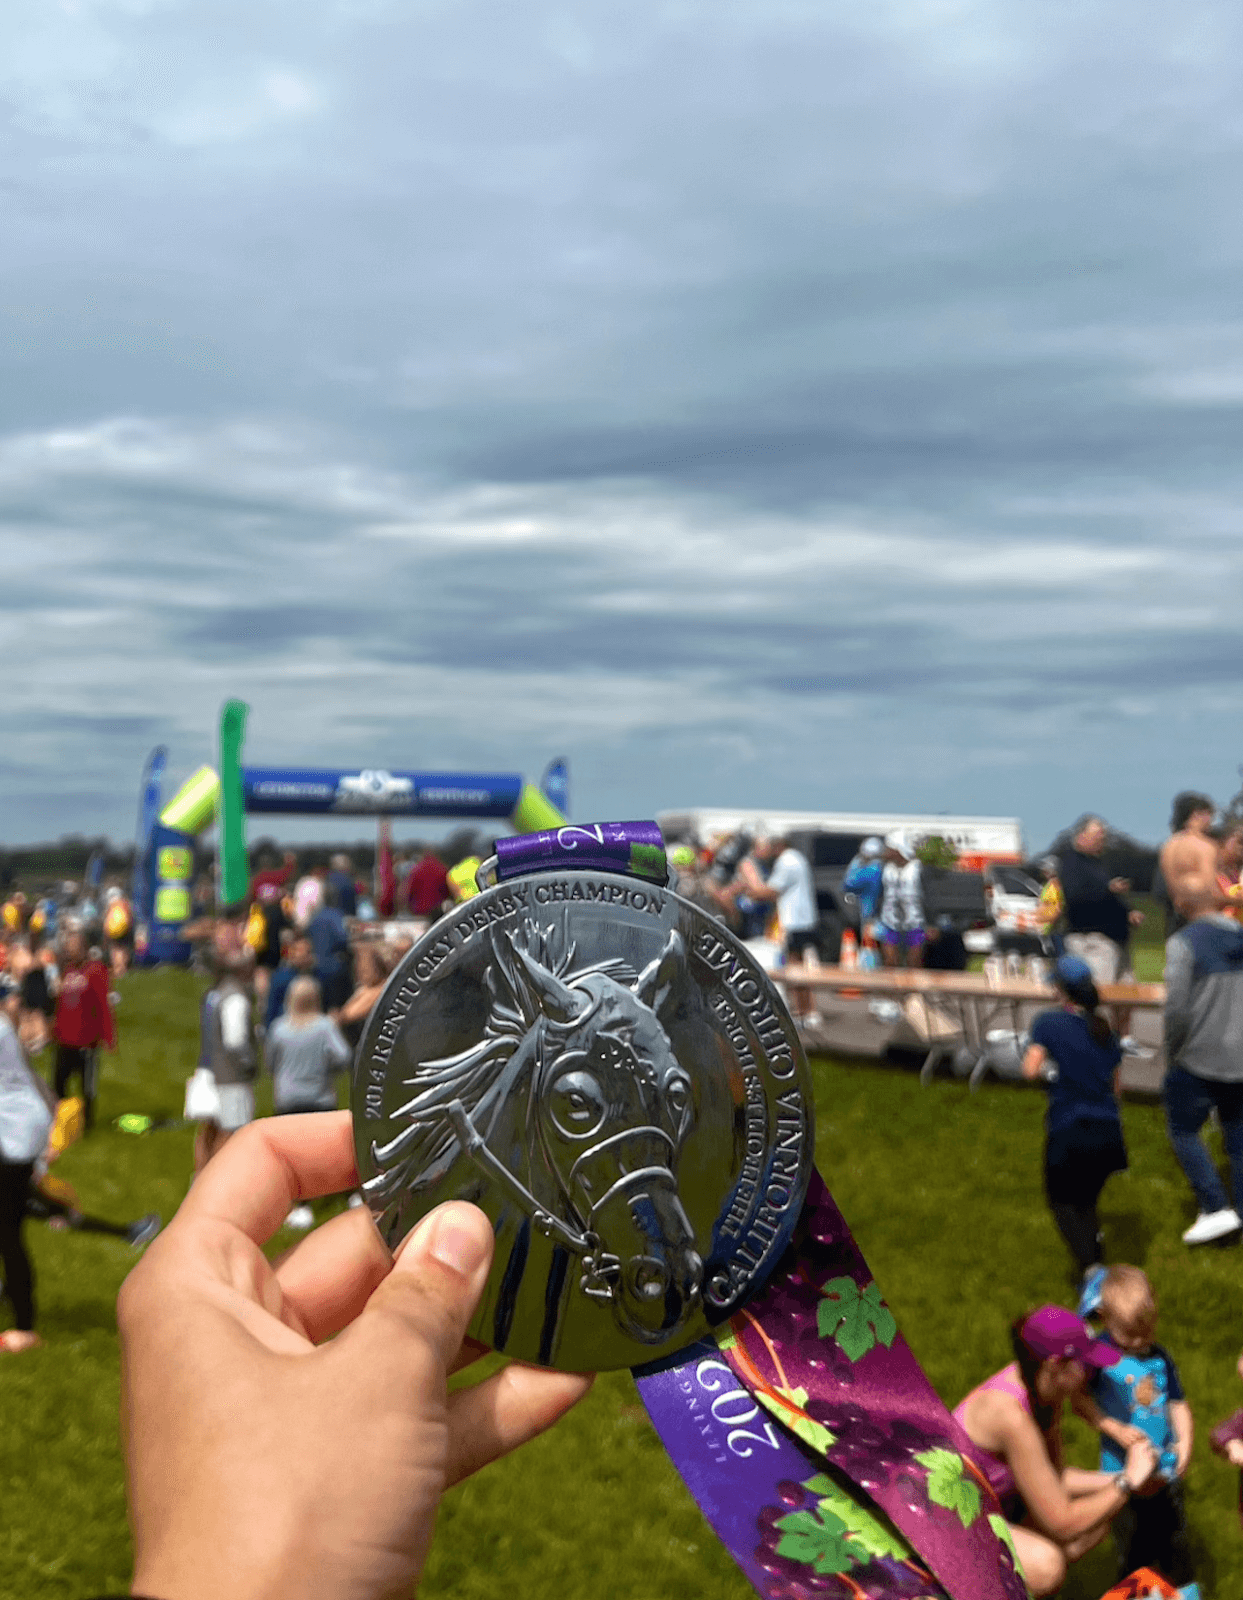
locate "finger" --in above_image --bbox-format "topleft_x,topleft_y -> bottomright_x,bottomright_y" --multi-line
178,1112 -> 358,1243
449,1335 -> 490,1378
345,1201 -> 493,1371
444,1363 -> 594,1486
273,1206 -> 394,1343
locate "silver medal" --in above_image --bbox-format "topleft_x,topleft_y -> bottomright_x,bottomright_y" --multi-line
353,870 -> 814,1371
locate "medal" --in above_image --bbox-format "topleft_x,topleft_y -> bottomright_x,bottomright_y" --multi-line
352,822 -> 1024,1600
355,837 -> 814,1371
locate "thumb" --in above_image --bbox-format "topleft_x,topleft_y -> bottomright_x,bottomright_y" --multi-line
354,1201 -> 495,1370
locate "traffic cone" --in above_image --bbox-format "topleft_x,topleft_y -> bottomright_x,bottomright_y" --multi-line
839,927 -> 861,998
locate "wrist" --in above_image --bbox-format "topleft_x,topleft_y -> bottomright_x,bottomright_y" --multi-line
1114,1470 -> 1133,1497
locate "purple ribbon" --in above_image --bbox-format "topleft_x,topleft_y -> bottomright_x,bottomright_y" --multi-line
636,1340 -> 955,1599
495,820 -> 668,885
642,1171 -> 1027,1600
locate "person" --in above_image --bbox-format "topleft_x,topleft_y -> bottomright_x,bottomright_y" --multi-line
405,847 -> 450,918
293,864 -> 325,930
922,914 -> 967,972
1072,1265 -> 1195,1590
308,884 -> 352,1012
843,837 -> 886,962
250,848 -> 297,904
102,884 -> 134,976
0,973 -> 54,1352
1162,885 -> 1243,1245
1035,855 -> 1065,955
878,836 -> 925,969
113,1112 -> 591,1599
246,878 -> 288,1009
190,950 -> 257,1174
51,925 -> 116,1131
1021,955 -> 1127,1276
733,829 -> 821,1025
267,977 -> 352,1118
328,853 -> 359,918
1058,815 -> 1144,1048
265,976 -> 353,1229
1217,820 -> 1243,922
265,932 -> 317,1030
952,1305 -> 1158,1596
338,941 -> 396,1050
1157,792 -> 1220,934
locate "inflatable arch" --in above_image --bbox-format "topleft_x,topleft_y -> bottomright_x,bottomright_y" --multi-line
134,699 -> 567,964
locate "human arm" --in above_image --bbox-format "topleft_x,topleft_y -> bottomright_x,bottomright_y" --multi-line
980,1391 -> 1155,1544
1071,1390 -> 1148,1453
325,1018 -> 353,1068
1021,1042 -> 1048,1081
1163,935 -> 1194,1062
119,1111 -> 591,1600
731,855 -> 772,900
90,961 -> 117,1050
1170,1399 -> 1193,1476
337,983 -> 385,1025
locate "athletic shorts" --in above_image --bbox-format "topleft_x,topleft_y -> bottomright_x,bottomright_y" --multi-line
215,1083 -> 255,1133
1044,1118 -> 1128,1206
1063,932 -> 1133,987
880,925 -> 926,948
785,928 -> 822,961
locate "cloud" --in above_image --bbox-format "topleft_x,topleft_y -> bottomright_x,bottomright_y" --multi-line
4,0 -> 1243,844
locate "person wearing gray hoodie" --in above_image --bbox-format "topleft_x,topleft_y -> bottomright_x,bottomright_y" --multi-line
0,973 -> 54,1350
1163,888 -> 1243,1246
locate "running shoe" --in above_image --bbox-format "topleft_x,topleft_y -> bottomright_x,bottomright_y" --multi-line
1182,1208 -> 1243,1246
285,1205 -> 315,1230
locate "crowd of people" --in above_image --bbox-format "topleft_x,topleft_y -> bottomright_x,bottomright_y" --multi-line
5,808 -> 1243,1596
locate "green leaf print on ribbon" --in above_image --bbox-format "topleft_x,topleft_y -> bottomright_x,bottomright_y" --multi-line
774,1504 -> 858,1575
799,1475 -> 913,1562
915,1449 -> 983,1529
816,1276 -> 898,1362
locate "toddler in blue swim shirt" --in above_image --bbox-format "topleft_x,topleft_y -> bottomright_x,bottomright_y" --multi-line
1077,1264 -> 1197,1596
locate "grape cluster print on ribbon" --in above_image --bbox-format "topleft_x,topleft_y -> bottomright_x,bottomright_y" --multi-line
719,1171 -> 1029,1600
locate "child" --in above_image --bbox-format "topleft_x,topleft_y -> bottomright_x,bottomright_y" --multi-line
264,976 -> 351,1229
1077,1265 -> 1197,1595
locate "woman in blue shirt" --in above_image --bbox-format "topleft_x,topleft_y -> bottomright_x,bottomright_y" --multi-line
1022,955 -> 1127,1278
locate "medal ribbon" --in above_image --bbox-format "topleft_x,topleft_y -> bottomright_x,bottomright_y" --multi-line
494,818 -> 668,885
497,823 -> 1026,1600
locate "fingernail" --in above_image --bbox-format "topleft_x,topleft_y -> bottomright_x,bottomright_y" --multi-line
422,1203 -> 490,1277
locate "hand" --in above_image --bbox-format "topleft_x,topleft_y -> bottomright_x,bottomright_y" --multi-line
1124,1436 -> 1159,1491
1128,910 -> 1145,927
1109,877 -> 1131,895
1174,1436 -> 1193,1477
1226,1439 -> 1243,1468
118,1111 -> 592,1600
1112,1423 -> 1149,1451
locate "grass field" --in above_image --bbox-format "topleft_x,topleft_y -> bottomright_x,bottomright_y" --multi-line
3,957 -> 1241,1600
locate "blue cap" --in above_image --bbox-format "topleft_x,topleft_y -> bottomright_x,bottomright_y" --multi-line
1054,955 -> 1093,988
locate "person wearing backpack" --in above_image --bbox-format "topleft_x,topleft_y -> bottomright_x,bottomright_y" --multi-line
0,973 -> 55,1351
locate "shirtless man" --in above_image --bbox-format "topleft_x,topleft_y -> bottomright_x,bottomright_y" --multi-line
1158,792 -> 1221,930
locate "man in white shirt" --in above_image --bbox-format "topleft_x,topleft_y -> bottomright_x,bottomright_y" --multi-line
734,828 -> 821,1027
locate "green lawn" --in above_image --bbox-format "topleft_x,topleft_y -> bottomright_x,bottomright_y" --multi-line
3,965 -> 1240,1599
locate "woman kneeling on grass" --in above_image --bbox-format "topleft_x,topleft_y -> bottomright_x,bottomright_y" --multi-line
953,1306 -> 1157,1595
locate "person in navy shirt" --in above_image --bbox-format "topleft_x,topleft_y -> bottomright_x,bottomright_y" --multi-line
1022,955 -> 1126,1276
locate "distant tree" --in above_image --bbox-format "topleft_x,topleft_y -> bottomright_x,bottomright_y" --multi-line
916,835 -> 959,870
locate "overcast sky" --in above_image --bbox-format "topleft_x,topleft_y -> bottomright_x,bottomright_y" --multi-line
5,0 -> 1243,852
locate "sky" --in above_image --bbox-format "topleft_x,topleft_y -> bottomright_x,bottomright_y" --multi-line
5,0 -> 1243,853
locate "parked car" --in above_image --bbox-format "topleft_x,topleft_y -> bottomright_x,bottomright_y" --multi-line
983,864 -> 1045,954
